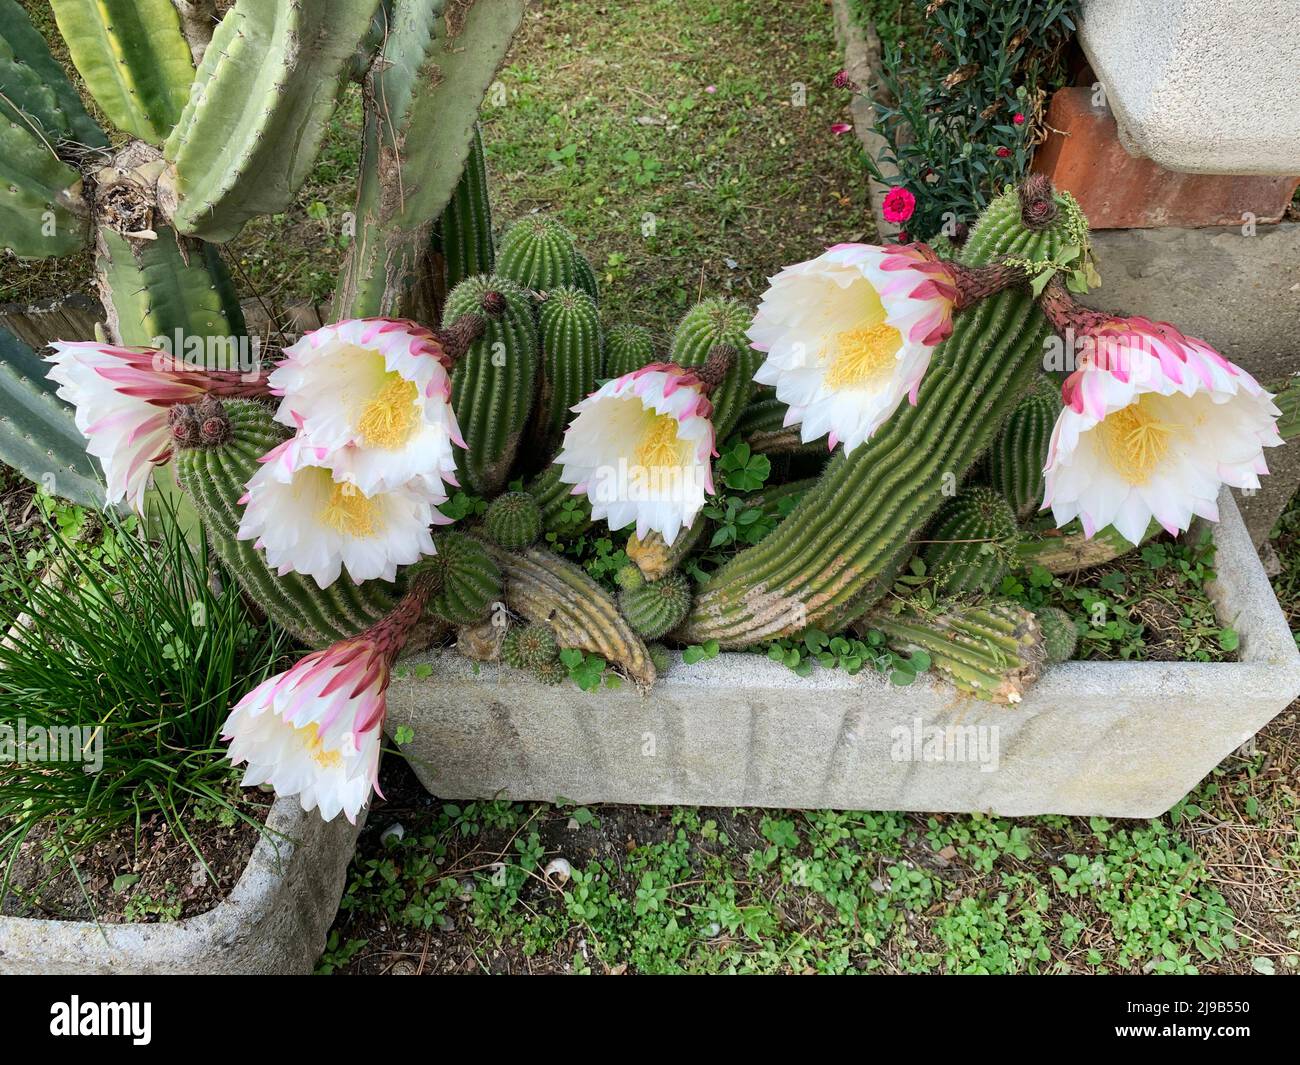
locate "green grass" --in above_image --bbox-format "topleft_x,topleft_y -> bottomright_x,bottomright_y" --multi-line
476,0 -> 873,343
0,493 -> 287,898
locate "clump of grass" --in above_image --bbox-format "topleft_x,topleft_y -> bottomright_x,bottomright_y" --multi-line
0,495 -> 288,896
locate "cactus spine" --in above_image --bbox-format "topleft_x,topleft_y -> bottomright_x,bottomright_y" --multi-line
668,297 -> 755,440
484,490 -> 542,549
161,0 -> 378,242
445,275 -> 538,496
1035,606 -> 1078,663
869,601 -> 1046,704
618,571 -> 692,639
497,214 -> 579,292
175,400 -> 408,648
679,184 -> 1087,647
921,486 -> 1020,595
49,0 -> 194,144
536,285 -> 601,451
603,322 -> 655,379
988,375 -> 1061,522
439,123 -> 496,289
426,530 -> 502,625
480,539 -> 655,686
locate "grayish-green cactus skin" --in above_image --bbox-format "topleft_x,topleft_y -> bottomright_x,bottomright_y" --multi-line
0,328 -> 103,508
334,0 -> 526,320
162,0 -> 381,242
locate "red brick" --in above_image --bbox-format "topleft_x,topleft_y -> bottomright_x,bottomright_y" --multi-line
1031,88 -> 1298,229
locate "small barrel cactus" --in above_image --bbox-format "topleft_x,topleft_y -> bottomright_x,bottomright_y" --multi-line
426,531 -> 503,626
922,486 -> 1021,595
536,285 -> 602,451
484,490 -> 543,550
603,322 -> 656,378
618,571 -> 692,639
1035,606 -> 1079,663
497,214 -> 580,293
502,622 -> 560,671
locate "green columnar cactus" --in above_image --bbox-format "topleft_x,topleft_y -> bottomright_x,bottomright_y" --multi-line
734,393 -> 824,455
161,0 -> 379,242
483,490 -> 542,549
0,0 -> 106,147
868,600 -> 1046,704
444,275 -> 538,496
921,486 -> 1020,595
49,0 -> 194,144
988,375 -> 1061,522
175,399 -> 407,647
0,113 -> 87,258
1035,605 -> 1078,663
439,124 -> 496,289
96,227 -> 246,347
603,322 -> 654,379
335,0 -> 526,320
480,539 -> 656,686
573,250 -> 600,304
0,328 -> 103,508
425,530 -> 502,625
536,285 -> 601,451
525,463 -> 593,536
618,571 -> 692,639
679,183 -> 1087,647
497,215 -> 580,293
668,297 -> 756,440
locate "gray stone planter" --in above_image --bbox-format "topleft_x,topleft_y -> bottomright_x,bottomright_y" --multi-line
388,490 -> 1300,819
0,796 -> 360,975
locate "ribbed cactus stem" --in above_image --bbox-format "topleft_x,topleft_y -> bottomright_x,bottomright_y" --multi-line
867,600 -> 1046,704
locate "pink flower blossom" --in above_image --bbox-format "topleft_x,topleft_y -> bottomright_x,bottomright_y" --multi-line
881,186 -> 916,224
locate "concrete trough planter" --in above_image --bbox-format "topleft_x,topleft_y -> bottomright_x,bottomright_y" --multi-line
388,490 -> 1300,819
0,797 -> 361,975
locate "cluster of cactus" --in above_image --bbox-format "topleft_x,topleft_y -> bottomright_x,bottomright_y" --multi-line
0,0 -> 1136,705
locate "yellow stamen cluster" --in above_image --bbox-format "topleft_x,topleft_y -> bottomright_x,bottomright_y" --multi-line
320,479 -> 383,537
296,722 -> 342,769
824,322 -> 903,390
358,372 -> 420,449
634,413 -> 686,470
1099,394 -> 1178,484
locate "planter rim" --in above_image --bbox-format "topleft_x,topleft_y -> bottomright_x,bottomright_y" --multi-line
0,795 -> 360,975
387,488 -> 1300,819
